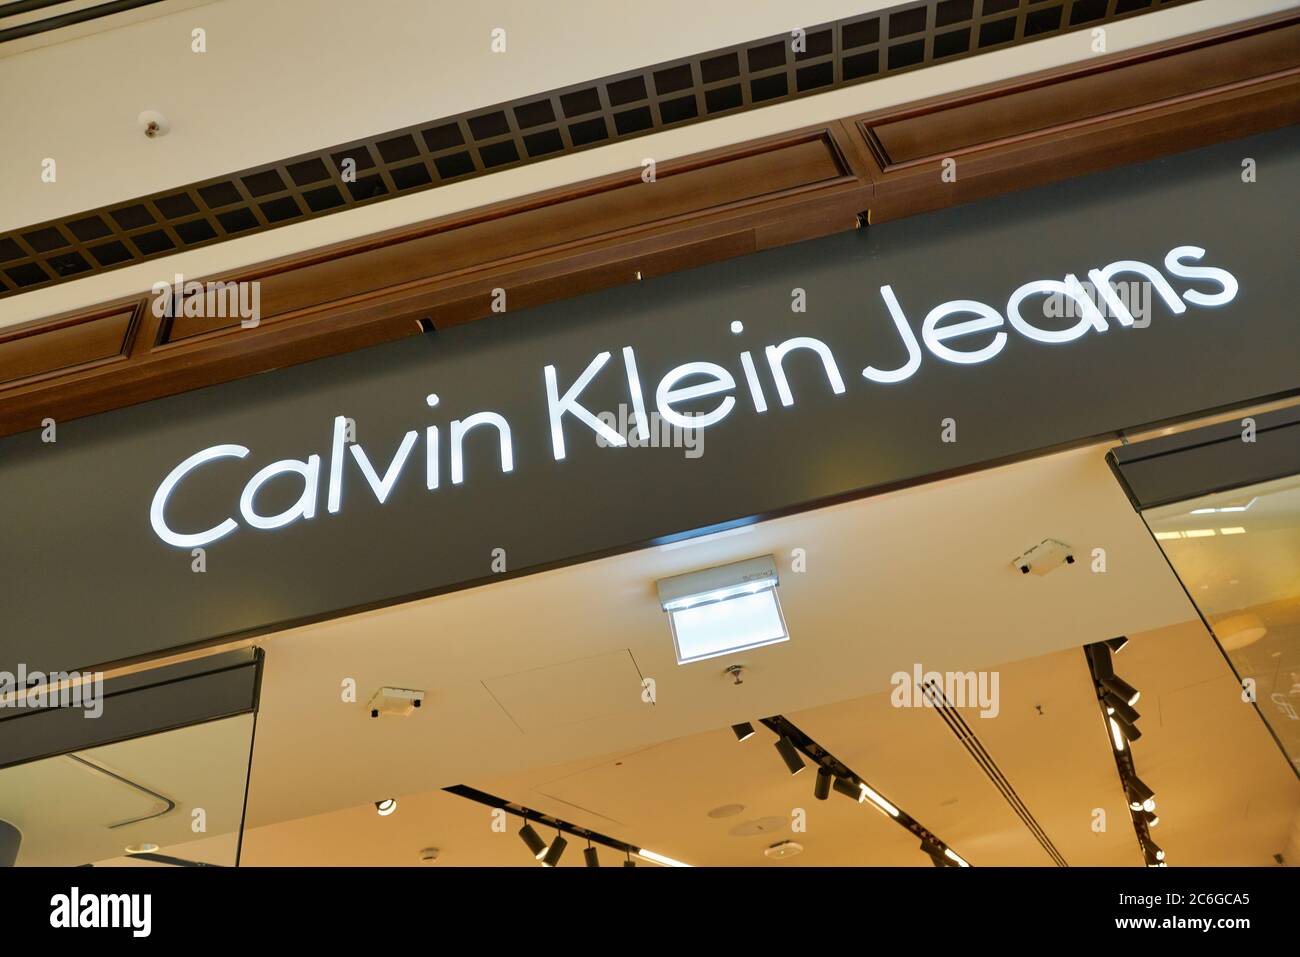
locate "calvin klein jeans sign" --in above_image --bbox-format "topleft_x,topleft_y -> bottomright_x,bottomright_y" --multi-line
2,129 -> 1296,674
149,245 -> 1237,550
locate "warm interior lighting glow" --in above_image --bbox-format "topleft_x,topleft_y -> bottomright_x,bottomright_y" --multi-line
858,783 -> 900,818
636,848 -> 691,867
1109,717 -> 1126,752
943,848 -> 970,867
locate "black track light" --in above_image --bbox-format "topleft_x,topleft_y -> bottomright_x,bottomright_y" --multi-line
1111,712 -> 1142,743
624,850 -> 636,867
1141,809 -> 1159,828
1143,842 -> 1166,866
732,722 -> 756,742
774,735 -> 806,775
1126,776 -> 1156,813
814,766 -> 832,800
1104,636 -> 1129,654
1103,692 -> 1141,726
542,831 -> 568,867
920,838 -> 954,868
1101,673 -> 1141,707
1091,643 -> 1115,678
518,821 -> 548,860
832,776 -> 860,801
583,843 -> 600,867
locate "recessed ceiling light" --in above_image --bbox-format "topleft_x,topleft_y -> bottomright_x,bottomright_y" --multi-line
657,555 -> 788,665
375,799 -> 397,816
707,803 -> 745,819
763,840 -> 803,860
124,843 -> 159,855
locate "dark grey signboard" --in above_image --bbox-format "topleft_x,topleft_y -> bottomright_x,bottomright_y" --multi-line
3,128 -> 1297,674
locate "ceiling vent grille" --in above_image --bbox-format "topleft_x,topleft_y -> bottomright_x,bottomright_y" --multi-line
0,0 -> 1196,300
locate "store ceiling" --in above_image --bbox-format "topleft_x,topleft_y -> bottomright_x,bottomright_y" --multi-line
233,619 -> 1298,866
240,438 -> 1200,829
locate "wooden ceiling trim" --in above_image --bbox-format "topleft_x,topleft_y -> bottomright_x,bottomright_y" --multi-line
0,10 -> 1295,438
0,0 -> 1199,300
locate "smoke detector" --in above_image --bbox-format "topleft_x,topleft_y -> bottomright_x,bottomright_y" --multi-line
1011,538 -> 1075,576
764,840 -> 804,860
367,687 -> 425,718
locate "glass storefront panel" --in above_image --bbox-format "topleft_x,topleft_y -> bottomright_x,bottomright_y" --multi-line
1144,474 -> 1300,773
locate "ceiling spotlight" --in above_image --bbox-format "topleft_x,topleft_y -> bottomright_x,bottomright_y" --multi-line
1104,636 -> 1129,655
1144,843 -> 1166,866
1100,673 -> 1141,707
1126,777 -> 1155,812
657,555 -> 788,664
124,843 -> 159,855
518,821 -> 549,860
583,843 -> 600,867
732,722 -> 756,742
814,767 -> 832,800
943,848 -> 970,867
1103,693 -> 1141,726
375,799 -> 397,816
1108,717 -> 1127,752
1091,643 -> 1115,678
831,776 -> 860,800
542,831 -> 568,867
1142,810 -> 1159,828
774,735 -> 806,775
1111,713 -> 1142,744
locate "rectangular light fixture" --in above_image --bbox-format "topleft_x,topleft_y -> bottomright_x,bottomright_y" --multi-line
857,782 -> 900,818
657,555 -> 788,665
636,848 -> 691,867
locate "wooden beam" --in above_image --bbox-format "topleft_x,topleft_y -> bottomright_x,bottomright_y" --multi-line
1,11 -> 1296,438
